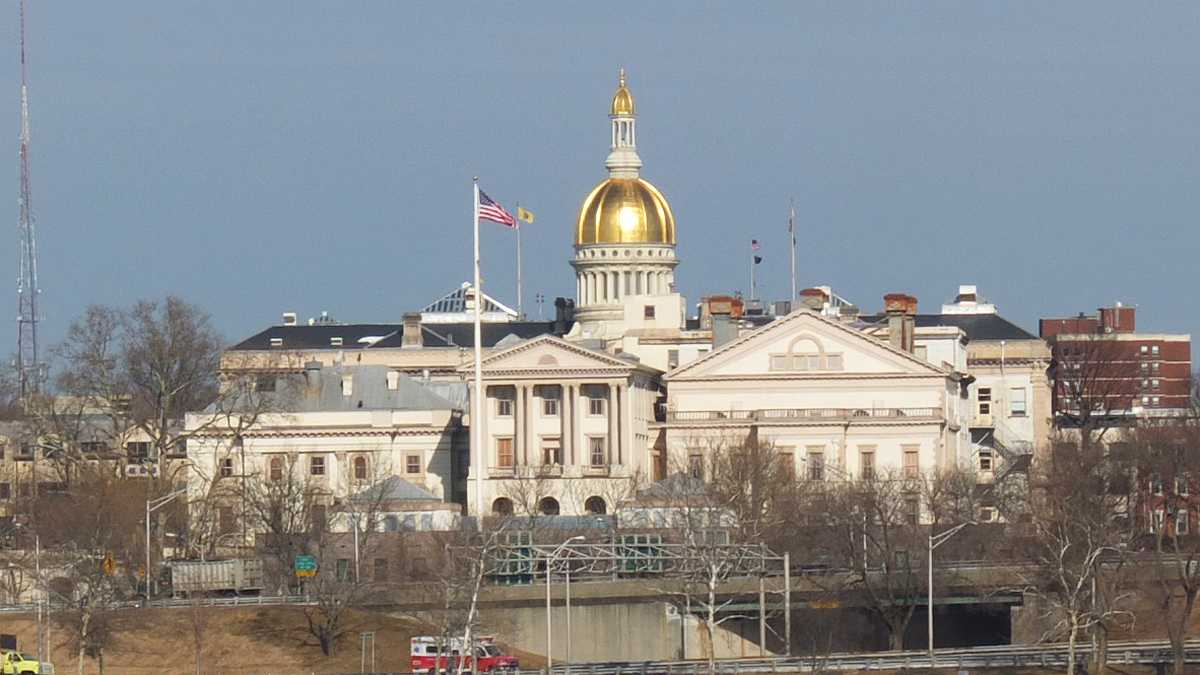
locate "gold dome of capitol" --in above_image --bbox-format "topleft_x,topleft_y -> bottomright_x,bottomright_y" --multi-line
575,69 -> 676,246
576,178 -> 676,245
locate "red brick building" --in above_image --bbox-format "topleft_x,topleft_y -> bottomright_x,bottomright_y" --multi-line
1040,303 -> 1192,425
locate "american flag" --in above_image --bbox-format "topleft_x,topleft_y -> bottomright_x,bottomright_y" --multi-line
478,189 -> 516,228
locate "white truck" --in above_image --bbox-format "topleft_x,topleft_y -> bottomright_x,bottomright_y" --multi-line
166,558 -> 264,597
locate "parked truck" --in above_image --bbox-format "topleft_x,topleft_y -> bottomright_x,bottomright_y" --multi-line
0,650 -> 53,674
166,558 -> 265,597
410,636 -> 518,674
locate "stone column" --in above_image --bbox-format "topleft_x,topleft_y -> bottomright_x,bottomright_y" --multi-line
559,384 -> 568,467
608,383 -> 620,466
570,384 -> 581,466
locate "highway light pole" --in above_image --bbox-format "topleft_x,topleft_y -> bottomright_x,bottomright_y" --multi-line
928,521 -> 975,666
146,488 -> 188,598
546,536 -> 584,673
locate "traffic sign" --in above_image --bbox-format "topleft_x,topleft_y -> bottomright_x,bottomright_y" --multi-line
295,554 -> 317,577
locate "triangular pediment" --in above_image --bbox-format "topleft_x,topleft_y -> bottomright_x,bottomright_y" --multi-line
459,335 -> 654,374
666,310 -> 947,381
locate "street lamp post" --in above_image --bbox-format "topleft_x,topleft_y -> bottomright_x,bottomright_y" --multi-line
927,521 -> 976,666
545,535 -> 584,674
146,488 -> 188,598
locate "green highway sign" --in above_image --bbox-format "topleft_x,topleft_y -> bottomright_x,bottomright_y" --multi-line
295,554 -> 317,577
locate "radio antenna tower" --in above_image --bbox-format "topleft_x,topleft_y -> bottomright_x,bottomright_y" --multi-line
16,0 -> 43,399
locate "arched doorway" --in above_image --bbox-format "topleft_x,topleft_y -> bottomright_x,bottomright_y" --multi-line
538,497 -> 560,516
584,496 -> 607,515
492,497 -> 514,516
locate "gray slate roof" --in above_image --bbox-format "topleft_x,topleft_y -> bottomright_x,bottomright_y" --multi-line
859,313 -> 1039,341
350,476 -> 440,502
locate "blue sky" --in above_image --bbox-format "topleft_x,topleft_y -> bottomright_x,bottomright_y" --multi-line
3,2 -> 1199,350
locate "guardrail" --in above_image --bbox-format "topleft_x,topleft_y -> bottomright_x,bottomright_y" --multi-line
247,639 -> 1200,675
0,594 -> 312,614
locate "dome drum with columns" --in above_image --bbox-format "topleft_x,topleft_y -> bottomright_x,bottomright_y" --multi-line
572,69 -> 680,332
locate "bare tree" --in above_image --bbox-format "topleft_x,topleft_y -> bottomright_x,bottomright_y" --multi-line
35,467 -> 145,675
242,452 -> 326,593
1126,415 -> 1200,674
1018,439 -> 1134,675
1053,334 -> 1142,450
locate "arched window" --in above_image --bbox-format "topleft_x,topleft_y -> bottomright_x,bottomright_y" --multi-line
492,497 -> 514,516
268,457 -> 282,482
353,456 -> 368,481
584,496 -> 607,515
538,497 -> 560,516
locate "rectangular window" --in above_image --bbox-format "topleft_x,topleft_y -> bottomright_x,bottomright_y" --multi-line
336,558 -> 351,582
542,438 -> 562,466
1153,509 -> 1165,533
1152,345 -> 1160,355
542,396 -> 560,417
218,506 -> 235,535
588,397 -> 605,416
1177,475 -> 1190,497
341,375 -> 353,397
643,305 -> 656,319
1153,397 -> 1161,406
496,438 -> 514,467
979,449 -> 993,472
589,437 -> 606,467
220,458 -> 234,478
1141,362 -> 1150,372
0,483 -> 10,500
769,355 -> 790,371
310,504 -> 327,533
1178,510 -> 1190,536
1010,387 -> 1027,416
406,454 -> 421,474
255,375 -> 275,392
269,458 -> 283,482
904,498 -> 920,526
1152,379 -> 1161,389
688,453 -> 704,479
373,558 -> 389,582
1141,345 -> 1149,354
825,354 -> 844,370
81,441 -> 107,457
859,448 -> 876,481
806,448 -> 824,481
1153,362 -> 1161,372
777,451 -> 795,479
667,349 -> 679,368
978,387 -> 991,416
126,441 -> 151,464
497,398 -> 513,417
903,447 -> 919,479
1151,476 -> 1164,496
310,456 -> 325,476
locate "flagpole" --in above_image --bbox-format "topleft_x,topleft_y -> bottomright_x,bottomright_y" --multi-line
516,201 -> 523,319
789,198 -> 797,307
749,243 -> 756,301
472,177 -> 485,519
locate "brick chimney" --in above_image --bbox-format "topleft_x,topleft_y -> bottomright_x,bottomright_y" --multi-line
401,313 -> 423,348
799,287 -> 827,312
883,293 -> 918,353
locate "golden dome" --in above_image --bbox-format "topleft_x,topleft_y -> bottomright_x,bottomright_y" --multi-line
611,68 -> 635,117
576,177 -> 675,245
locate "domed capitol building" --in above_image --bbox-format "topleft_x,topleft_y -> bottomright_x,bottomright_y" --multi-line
205,69 -> 1017,528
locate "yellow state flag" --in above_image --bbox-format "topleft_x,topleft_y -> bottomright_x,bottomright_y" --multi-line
517,206 -> 535,224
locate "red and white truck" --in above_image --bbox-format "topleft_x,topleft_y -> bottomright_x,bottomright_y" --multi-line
410,636 -> 519,674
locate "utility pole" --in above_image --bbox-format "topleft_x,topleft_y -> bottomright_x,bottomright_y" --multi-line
16,0 -> 44,400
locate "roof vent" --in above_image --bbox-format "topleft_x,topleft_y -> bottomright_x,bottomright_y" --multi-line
330,337 -> 344,347
269,337 -> 284,348
282,312 -> 297,326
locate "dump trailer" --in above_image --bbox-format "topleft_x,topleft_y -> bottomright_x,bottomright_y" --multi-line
167,558 -> 265,596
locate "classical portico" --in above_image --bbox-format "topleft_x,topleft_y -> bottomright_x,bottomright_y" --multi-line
459,335 -> 662,517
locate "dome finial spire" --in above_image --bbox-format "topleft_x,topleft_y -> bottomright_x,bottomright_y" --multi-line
610,67 -> 635,117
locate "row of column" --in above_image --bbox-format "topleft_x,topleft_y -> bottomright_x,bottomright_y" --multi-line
577,268 -> 673,307
508,382 -> 624,467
